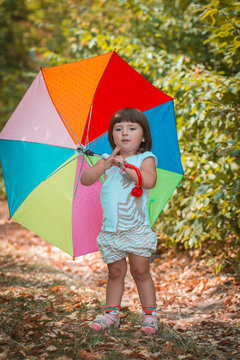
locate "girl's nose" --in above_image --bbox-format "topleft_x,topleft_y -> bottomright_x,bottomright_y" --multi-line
122,127 -> 128,135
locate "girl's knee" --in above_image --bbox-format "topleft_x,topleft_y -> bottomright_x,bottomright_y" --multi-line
130,266 -> 150,282
108,260 -> 127,281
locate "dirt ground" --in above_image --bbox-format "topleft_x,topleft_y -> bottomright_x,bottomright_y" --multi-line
0,200 -> 239,359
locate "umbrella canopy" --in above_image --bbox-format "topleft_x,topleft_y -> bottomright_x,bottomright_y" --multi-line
0,50 -> 184,258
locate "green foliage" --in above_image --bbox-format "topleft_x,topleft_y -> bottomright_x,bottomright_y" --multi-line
198,0 -> 240,72
0,0 -> 239,273
154,1 -> 240,274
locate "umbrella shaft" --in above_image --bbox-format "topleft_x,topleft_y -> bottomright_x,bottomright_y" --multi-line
77,148 -> 106,160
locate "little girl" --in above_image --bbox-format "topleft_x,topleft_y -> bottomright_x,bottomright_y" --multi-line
80,108 -> 158,334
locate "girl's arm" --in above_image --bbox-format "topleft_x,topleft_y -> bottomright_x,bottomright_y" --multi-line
139,157 -> 157,189
80,146 -> 121,186
80,159 -> 106,186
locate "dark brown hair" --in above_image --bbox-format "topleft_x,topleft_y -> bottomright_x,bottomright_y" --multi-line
108,108 -> 152,153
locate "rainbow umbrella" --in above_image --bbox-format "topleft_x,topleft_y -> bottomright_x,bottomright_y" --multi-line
0,51 -> 184,258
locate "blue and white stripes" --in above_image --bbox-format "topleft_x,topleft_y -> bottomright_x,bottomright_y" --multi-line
97,225 -> 157,264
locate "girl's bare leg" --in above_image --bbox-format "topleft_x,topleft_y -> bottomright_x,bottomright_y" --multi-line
128,253 -> 156,306
106,258 -> 127,306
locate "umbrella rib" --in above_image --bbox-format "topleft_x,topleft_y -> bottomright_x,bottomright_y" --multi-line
57,109 -> 84,150
73,155 -> 85,199
44,153 -> 80,182
44,148 -> 103,191
83,50 -> 115,148
84,102 -> 93,147
87,132 -> 108,150
72,148 -> 106,200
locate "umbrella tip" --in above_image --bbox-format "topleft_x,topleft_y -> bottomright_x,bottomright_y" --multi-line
72,256 -> 76,261
8,217 -> 11,221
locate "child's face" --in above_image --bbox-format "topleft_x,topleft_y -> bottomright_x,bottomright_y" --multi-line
112,121 -> 145,157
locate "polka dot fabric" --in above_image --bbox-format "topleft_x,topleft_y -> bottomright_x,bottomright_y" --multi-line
0,50 -> 184,259
42,52 -> 112,144
0,72 -> 76,148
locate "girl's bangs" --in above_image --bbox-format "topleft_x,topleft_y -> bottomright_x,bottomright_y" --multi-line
112,109 -> 142,124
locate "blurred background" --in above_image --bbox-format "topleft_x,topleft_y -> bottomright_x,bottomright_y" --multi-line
0,0 -> 239,274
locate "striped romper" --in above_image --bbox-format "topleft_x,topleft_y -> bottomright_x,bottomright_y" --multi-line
97,151 -> 157,264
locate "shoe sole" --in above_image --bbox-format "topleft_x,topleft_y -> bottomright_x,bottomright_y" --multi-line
141,326 -> 157,334
91,319 -> 120,331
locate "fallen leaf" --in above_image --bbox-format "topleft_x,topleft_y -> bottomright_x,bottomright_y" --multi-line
224,294 -> 234,305
163,341 -> 174,352
0,351 -> 8,359
65,311 -> 79,319
51,286 -> 65,292
77,349 -> 91,359
46,345 -> 58,352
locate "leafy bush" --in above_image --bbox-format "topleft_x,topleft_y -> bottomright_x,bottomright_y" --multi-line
155,0 -> 240,274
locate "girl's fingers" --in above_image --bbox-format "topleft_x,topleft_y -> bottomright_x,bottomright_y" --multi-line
108,146 -> 121,161
115,155 -> 124,162
102,146 -> 122,171
104,147 -> 121,170
114,155 -> 124,166
113,146 -> 121,156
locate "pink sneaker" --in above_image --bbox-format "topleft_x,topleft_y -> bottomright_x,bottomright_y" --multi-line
141,315 -> 158,334
91,313 -> 120,331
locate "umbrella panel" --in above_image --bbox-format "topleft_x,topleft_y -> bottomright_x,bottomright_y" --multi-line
0,72 -> 76,149
12,155 -> 77,256
72,156 -> 102,257
42,52 -> 113,144
0,139 -> 75,217
148,169 -> 183,227
81,52 -> 173,145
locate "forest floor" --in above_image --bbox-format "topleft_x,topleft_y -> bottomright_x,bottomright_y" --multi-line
0,201 -> 239,360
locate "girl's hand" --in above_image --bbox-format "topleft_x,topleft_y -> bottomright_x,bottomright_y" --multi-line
113,154 -> 125,169
116,156 -> 157,189
80,146 -> 121,186
103,146 -> 121,170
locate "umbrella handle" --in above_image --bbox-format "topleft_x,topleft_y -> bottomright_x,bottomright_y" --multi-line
123,162 -> 143,197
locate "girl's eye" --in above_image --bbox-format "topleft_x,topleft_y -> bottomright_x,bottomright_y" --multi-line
130,127 -> 136,130
115,128 -> 122,131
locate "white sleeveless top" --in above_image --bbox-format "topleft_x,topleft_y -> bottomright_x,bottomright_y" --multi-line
100,151 -> 157,232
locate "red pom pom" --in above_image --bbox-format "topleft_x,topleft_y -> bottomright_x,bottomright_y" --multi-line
131,186 -> 143,197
